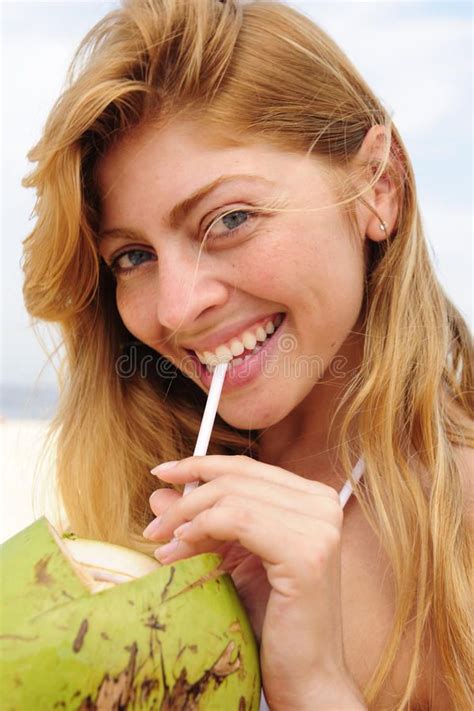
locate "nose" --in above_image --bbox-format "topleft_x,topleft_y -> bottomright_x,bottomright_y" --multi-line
154,247 -> 230,340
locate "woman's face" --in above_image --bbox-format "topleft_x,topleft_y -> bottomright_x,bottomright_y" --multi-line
97,119 -> 368,430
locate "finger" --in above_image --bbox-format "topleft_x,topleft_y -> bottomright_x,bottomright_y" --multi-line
153,530 -> 224,563
180,498 -> 339,549
148,488 -> 181,516
153,455 -> 339,500
146,478 -> 343,543
157,500 -> 341,589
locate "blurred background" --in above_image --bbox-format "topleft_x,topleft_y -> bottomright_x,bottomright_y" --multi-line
1,0 -> 472,541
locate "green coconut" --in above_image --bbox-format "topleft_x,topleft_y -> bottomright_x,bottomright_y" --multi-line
0,517 -> 261,709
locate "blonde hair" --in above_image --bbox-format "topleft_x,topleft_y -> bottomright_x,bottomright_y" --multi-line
22,1 -> 473,707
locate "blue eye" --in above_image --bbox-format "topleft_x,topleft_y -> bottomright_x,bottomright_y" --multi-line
109,249 -> 156,276
205,209 -> 255,240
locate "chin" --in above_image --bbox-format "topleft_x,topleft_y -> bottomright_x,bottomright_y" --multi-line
218,404 -> 285,432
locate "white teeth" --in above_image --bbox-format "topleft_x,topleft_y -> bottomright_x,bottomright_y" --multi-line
203,350 -> 219,366
228,345 -> 263,369
229,338 -> 245,357
214,345 -> 233,363
241,331 -> 257,350
228,347 -> 260,370
197,313 -> 284,368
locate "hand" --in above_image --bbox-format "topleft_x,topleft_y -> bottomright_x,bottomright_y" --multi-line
144,455 -> 365,709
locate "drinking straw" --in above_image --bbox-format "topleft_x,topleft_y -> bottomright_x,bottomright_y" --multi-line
338,456 -> 365,508
183,360 -> 229,496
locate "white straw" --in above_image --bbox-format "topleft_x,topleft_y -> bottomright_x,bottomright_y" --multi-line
338,456 -> 365,509
183,361 -> 229,496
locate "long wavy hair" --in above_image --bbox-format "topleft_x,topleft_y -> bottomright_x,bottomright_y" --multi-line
22,1 -> 472,707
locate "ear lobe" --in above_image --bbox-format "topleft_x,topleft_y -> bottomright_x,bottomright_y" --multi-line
365,167 -> 399,243
355,126 -> 401,243
369,217 -> 390,243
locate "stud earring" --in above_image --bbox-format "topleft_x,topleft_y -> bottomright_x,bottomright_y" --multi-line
379,221 -> 387,232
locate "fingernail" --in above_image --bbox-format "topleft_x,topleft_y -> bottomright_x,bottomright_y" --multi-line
154,538 -> 179,560
174,521 -> 192,539
150,460 -> 179,475
142,516 -> 162,539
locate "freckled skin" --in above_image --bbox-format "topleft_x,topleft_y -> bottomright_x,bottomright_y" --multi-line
97,119 -> 372,452
98,122 -> 424,707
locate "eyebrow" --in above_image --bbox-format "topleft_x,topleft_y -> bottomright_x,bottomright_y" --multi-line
99,173 -> 276,241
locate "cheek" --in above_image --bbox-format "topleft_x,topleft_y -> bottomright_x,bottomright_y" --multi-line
318,236 -> 365,313
116,283 -> 156,343
263,221 -> 365,343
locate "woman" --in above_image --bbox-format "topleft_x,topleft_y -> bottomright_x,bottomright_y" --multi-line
22,1 -> 472,708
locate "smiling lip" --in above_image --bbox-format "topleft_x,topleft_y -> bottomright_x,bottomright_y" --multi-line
189,313 -> 286,392
182,311 -> 284,354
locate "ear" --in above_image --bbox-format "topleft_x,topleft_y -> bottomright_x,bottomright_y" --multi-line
353,125 -> 400,243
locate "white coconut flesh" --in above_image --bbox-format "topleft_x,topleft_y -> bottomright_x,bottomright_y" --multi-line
58,533 -> 161,593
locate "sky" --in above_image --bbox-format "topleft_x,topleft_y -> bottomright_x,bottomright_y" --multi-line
1,0 -> 472,391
